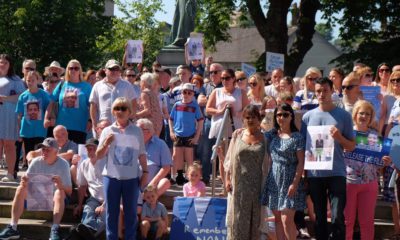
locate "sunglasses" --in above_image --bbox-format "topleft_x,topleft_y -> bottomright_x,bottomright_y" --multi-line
126,74 -> 136,78
276,112 -> 290,118
249,82 -> 257,87
390,78 -> 400,84
24,67 -> 35,71
108,67 -> 120,72
307,77 -> 318,82
182,90 -> 194,95
237,77 -> 246,82
341,85 -> 358,90
221,76 -> 232,81
68,67 -> 80,71
210,70 -> 220,75
113,106 -> 128,112
379,68 -> 390,73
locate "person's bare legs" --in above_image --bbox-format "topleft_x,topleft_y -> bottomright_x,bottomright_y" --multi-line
3,140 -> 16,176
184,147 -> 194,166
11,184 -> 28,224
272,211 -> 285,240
53,189 -> 65,224
156,178 -> 171,196
281,208 -> 297,240
156,219 -> 167,238
70,165 -> 77,185
140,220 -> 150,239
173,147 -> 184,171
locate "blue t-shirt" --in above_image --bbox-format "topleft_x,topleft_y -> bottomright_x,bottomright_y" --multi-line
52,81 -> 92,132
141,201 -> 168,220
301,106 -> 354,178
170,100 -> 203,137
189,63 -> 205,76
144,136 -> 172,185
16,89 -> 51,138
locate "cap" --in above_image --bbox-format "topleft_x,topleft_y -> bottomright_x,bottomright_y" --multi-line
105,59 -> 121,69
85,138 -> 99,147
181,83 -> 195,92
38,138 -> 58,150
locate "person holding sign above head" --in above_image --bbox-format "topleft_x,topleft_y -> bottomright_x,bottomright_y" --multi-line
344,100 -> 392,240
0,138 -> 72,240
301,77 -> 356,240
96,97 -> 148,240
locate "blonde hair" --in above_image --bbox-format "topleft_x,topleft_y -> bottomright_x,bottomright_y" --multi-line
352,100 -> 375,128
187,162 -> 202,175
387,71 -> 400,95
303,67 -> 322,100
26,71 -> 41,82
344,72 -> 361,85
111,97 -> 133,114
65,59 -> 83,82
356,66 -> 372,77
247,73 -> 266,100
143,185 -> 157,194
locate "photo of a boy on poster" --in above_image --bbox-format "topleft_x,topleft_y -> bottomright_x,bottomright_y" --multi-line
63,88 -> 79,108
26,101 -> 41,121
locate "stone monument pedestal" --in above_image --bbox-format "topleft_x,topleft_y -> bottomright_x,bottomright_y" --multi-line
157,46 -> 185,72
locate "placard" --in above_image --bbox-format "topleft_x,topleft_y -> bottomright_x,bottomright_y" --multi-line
187,37 -> 204,61
126,40 -> 143,63
344,131 -> 392,166
388,125 -> 400,168
305,125 -> 335,170
266,52 -> 284,72
360,86 -> 381,121
27,174 -> 54,211
170,197 -> 227,239
241,63 -> 256,78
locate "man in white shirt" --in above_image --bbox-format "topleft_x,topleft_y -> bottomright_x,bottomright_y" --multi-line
264,68 -> 283,98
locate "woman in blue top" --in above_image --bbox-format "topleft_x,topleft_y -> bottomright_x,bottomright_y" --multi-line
47,59 -> 92,144
0,54 -> 26,182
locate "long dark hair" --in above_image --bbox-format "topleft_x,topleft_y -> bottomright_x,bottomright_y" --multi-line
273,103 -> 298,132
0,54 -> 15,77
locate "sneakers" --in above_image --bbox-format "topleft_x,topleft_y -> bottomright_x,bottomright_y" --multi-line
76,223 -> 96,240
1,174 -> 16,182
298,227 -> 311,239
0,225 -> 20,240
49,225 -> 61,240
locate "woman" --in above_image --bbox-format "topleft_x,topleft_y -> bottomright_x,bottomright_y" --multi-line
344,100 -> 391,240
247,73 -> 266,108
235,70 -> 248,91
293,67 -> 322,110
279,76 -> 296,96
224,104 -> 268,240
136,72 -> 163,136
374,63 -> 391,93
357,66 -> 374,86
206,69 -> 249,188
0,54 -> 26,182
341,72 -> 362,114
261,103 -> 306,240
84,69 -> 97,86
379,71 -> 400,135
329,67 -> 345,96
47,59 -> 92,144
96,97 -> 148,240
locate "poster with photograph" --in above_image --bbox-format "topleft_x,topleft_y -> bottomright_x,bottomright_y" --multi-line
78,144 -> 88,166
187,37 -> 203,61
106,134 -> 139,176
25,100 -> 42,121
241,63 -> 256,78
304,125 -> 335,170
344,131 -> 392,166
27,174 -> 54,211
266,51 -> 284,72
63,88 -> 79,108
388,125 -> 400,168
126,40 -> 143,63
360,86 -> 381,121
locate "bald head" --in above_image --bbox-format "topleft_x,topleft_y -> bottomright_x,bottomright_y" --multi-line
53,125 -> 68,146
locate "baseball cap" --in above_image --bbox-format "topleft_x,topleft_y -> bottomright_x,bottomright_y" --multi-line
181,83 -> 195,92
38,138 -> 58,150
85,138 -> 99,147
105,59 -> 121,69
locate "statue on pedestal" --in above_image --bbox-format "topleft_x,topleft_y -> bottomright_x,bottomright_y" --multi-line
169,0 -> 196,48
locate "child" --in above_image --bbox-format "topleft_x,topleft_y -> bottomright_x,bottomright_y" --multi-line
183,163 -> 206,197
169,83 -> 204,185
140,186 -> 168,240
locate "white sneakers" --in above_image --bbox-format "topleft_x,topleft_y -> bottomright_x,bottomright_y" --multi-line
1,174 -> 16,182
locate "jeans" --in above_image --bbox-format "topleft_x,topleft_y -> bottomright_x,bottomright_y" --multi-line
197,119 -> 216,182
104,176 -> 139,240
81,197 -> 105,234
309,176 -> 346,240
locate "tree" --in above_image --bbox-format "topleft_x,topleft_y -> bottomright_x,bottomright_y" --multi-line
0,0 -> 111,72
315,22 -> 333,42
96,0 -> 167,68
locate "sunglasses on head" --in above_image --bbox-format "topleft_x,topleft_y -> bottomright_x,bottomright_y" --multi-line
379,68 -> 390,73
210,70 -> 220,75
390,78 -> 400,84
341,85 -> 358,90
249,82 -> 257,87
113,106 -> 128,112
68,67 -> 80,71
276,112 -> 290,118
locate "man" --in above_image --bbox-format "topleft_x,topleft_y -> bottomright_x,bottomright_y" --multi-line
124,68 -> 141,98
301,78 -> 355,240
136,118 -> 172,196
70,138 -> 105,240
197,63 -> 224,185
26,101 -> 40,120
89,59 -> 138,137
168,65 -> 193,106
45,61 -> 65,79
264,68 -> 283,98
0,138 -> 72,240
155,66 -> 172,93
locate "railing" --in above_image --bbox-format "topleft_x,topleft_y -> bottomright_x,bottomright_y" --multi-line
210,107 -> 235,197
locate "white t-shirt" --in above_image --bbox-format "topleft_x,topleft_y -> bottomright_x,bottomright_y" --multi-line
89,78 -> 138,123
77,158 -> 105,202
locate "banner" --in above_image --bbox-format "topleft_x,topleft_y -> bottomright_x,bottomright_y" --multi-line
126,40 -> 143,63
360,86 -> 381,121
305,125 -> 335,170
170,197 -> 227,240
241,63 -> 256,78
388,125 -> 400,168
187,37 -> 204,61
27,174 -> 54,211
344,131 -> 392,166
266,52 -> 284,72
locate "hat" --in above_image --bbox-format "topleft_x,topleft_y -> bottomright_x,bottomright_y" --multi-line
105,59 -> 121,69
85,138 -> 99,147
45,61 -> 65,75
181,83 -> 195,92
38,138 -> 58,150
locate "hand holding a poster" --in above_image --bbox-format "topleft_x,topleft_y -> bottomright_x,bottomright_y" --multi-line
52,175 -> 64,191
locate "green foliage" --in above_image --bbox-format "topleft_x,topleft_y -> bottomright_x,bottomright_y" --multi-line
96,0 -> 167,68
315,22 -> 333,42
0,0 -> 111,73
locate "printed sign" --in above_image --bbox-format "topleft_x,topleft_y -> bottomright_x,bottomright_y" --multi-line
266,52 -> 284,72
126,40 -> 143,63
187,37 -> 204,61
360,86 -> 381,121
27,174 -> 54,211
388,125 -> 400,168
241,63 -> 256,78
25,100 -> 42,121
170,197 -> 227,240
344,131 -> 392,166
305,125 -> 335,170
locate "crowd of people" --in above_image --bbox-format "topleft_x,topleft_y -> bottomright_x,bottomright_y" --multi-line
0,49 -> 400,240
